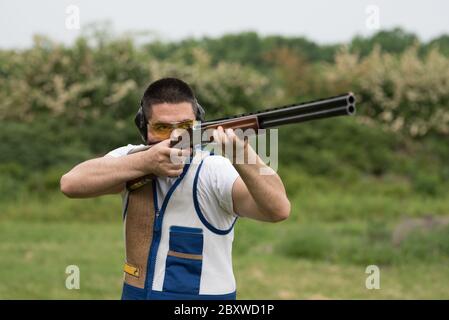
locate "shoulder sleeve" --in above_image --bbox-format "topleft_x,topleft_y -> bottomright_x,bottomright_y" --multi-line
105,144 -> 144,158
199,155 -> 240,217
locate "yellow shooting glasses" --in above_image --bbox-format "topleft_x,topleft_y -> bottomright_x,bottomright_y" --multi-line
148,119 -> 195,140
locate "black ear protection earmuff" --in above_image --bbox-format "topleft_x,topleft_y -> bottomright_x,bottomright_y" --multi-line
134,98 -> 205,144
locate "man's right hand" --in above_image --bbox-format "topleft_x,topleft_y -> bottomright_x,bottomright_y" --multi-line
140,139 -> 191,177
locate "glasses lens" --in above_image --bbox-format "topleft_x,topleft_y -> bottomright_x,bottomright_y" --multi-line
176,120 -> 194,130
149,120 -> 194,139
150,123 -> 172,136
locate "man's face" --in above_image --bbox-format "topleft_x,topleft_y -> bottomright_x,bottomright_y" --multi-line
147,102 -> 196,144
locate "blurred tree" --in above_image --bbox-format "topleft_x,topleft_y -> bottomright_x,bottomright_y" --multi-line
321,46 -> 449,137
350,28 -> 419,56
423,35 -> 449,56
0,28 -> 447,184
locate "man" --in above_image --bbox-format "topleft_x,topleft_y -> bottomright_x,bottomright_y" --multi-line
60,78 -> 290,300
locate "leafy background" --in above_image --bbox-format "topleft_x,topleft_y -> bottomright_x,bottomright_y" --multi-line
0,26 -> 448,299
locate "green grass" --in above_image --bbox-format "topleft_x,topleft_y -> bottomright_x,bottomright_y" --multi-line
1,213 -> 449,299
235,255 -> 449,299
0,222 -> 124,299
1,169 -> 448,299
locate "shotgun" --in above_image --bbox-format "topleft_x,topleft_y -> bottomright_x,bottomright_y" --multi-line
126,92 -> 356,190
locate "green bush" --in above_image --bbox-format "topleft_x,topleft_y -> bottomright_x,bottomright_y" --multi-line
412,173 -> 442,196
278,225 -> 334,260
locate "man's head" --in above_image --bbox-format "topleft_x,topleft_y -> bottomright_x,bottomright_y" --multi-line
135,78 -> 205,144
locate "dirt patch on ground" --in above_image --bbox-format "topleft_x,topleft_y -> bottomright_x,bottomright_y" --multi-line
392,215 -> 449,246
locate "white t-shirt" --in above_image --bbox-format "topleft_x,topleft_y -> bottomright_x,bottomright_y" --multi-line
106,144 -> 240,230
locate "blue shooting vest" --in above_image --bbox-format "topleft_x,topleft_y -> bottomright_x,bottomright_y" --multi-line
121,150 -> 238,300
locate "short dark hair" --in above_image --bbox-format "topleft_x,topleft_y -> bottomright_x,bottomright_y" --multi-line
141,77 -> 197,119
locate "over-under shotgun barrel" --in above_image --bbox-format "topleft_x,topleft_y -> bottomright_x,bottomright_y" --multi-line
201,92 -> 355,130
